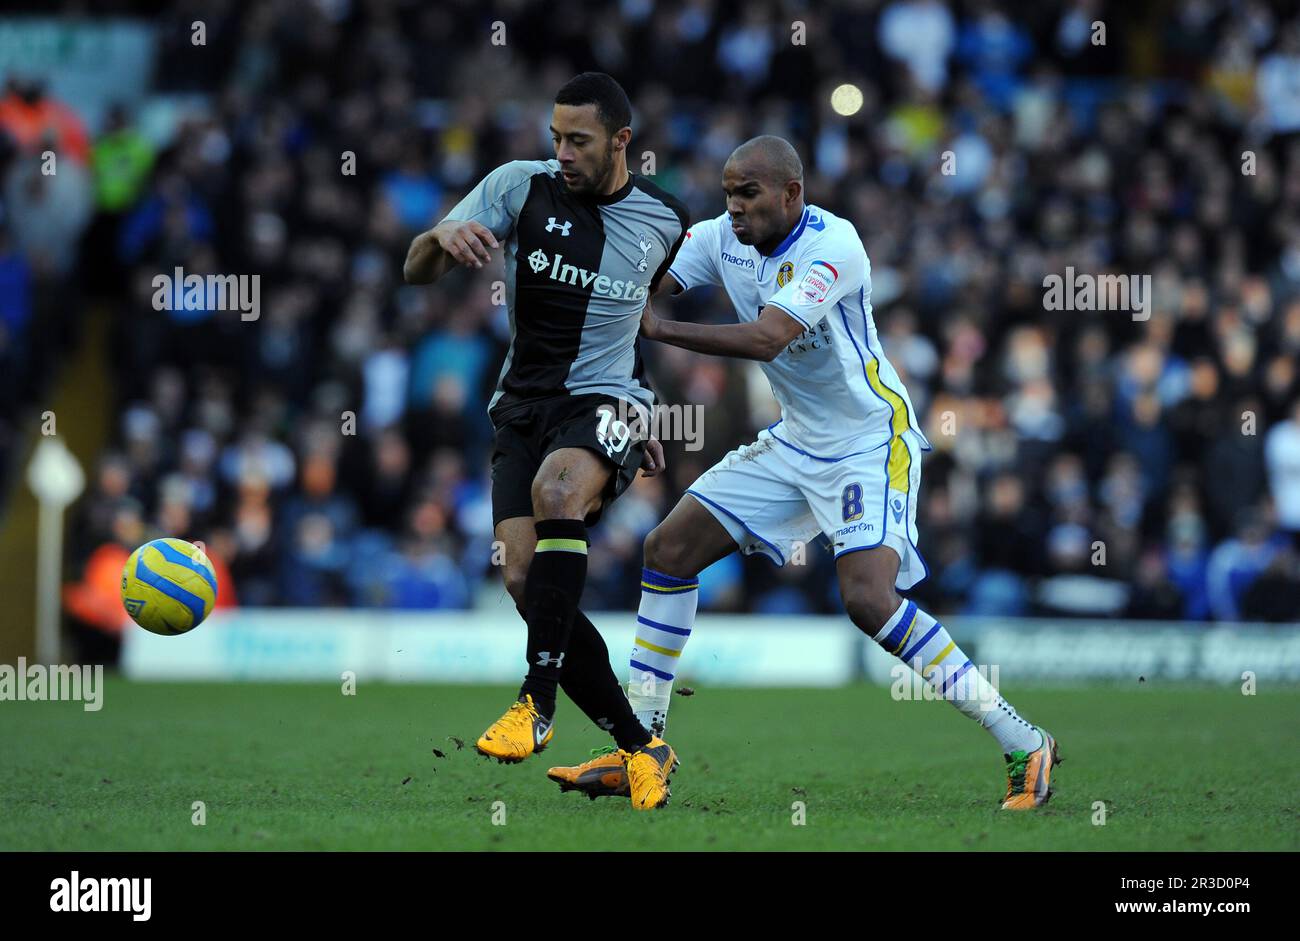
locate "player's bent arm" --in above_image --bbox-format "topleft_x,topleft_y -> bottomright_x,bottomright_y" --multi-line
641,302 -> 804,362
660,271 -> 689,297
402,220 -> 499,284
402,228 -> 454,284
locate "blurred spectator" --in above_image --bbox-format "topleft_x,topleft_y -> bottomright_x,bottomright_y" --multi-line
879,0 -> 956,94
1205,508 -> 1288,620
1125,547 -> 1185,620
3,138 -> 92,277
1256,23 -> 1300,136
1264,398 -> 1300,543
0,78 -> 89,162
83,104 -> 155,295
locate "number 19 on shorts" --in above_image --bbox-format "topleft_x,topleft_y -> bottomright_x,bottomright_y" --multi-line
596,407 -> 632,459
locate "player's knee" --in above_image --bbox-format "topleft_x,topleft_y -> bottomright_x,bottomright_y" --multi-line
643,524 -> 693,578
503,566 -> 529,606
842,585 -> 900,636
531,476 -> 586,520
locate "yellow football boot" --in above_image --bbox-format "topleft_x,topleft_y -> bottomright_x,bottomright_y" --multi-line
475,694 -> 554,763
621,736 -> 679,810
546,745 -> 629,800
1001,728 -> 1061,810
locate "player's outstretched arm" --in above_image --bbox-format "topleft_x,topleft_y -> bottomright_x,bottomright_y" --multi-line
403,220 -> 499,284
640,300 -> 804,362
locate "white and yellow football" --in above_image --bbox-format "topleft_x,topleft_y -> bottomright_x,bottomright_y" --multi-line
120,538 -> 218,635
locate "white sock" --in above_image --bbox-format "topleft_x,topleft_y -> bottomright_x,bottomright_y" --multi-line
627,567 -> 697,736
873,598 -> 1042,754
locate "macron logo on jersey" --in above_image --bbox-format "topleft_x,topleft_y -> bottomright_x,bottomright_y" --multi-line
722,250 -> 755,269
797,261 -> 838,304
526,249 -> 650,300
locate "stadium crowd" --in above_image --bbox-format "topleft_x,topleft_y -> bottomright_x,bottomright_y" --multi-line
2,0 -> 1299,640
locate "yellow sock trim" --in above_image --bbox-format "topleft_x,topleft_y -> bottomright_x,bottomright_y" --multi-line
925,640 -> 956,672
889,608 -> 918,655
535,538 -> 587,554
641,581 -> 696,593
634,637 -> 682,658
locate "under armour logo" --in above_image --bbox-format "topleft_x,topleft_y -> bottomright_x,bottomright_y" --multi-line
536,651 -> 565,668
546,217 -> 572,236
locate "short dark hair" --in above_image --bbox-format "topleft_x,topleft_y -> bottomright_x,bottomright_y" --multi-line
728,136 -> 804,187
554,72 -> 632,136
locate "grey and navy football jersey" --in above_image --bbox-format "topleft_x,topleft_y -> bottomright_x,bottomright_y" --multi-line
441,158 -> 688,422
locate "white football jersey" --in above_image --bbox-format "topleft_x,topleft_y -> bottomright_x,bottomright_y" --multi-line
667,205 -> 931,459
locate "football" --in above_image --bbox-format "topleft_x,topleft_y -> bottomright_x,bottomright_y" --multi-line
120,537 -> 218,635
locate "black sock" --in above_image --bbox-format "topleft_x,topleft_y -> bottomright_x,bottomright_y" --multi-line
562,610 -> 653,752
519,519 -> 588,717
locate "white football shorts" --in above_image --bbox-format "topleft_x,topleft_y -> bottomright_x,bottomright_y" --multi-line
685,426 -> 929,590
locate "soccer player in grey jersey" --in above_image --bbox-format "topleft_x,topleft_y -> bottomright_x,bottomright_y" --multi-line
404,73 -> 687,809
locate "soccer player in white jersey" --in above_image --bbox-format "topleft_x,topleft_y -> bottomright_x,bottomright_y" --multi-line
547,136 -> 1061,810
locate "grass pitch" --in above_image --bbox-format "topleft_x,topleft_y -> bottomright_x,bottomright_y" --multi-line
1,678 -> 1296,851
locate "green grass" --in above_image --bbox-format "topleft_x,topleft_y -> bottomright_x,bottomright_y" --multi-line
1,678 -> 1296,851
